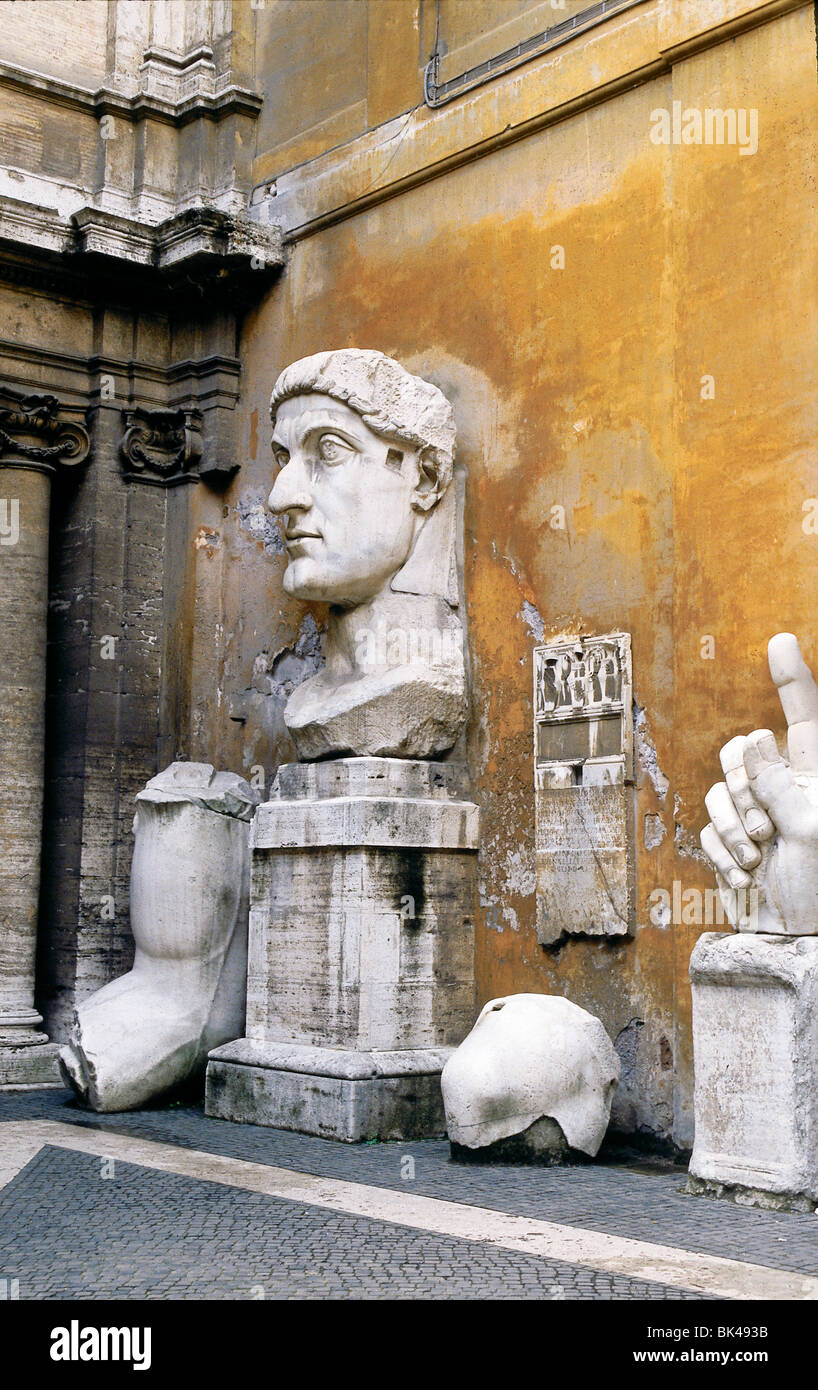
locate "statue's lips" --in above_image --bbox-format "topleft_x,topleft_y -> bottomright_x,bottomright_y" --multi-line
285,531 -> 322,548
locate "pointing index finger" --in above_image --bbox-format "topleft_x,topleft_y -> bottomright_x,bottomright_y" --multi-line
768,633 -> 818,772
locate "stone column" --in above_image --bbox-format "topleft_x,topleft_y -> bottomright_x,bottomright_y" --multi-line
0,389 -> 89,1086
207,758 -> 478,1141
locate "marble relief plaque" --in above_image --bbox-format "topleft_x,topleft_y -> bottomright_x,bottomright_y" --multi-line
534,634 -> 635,945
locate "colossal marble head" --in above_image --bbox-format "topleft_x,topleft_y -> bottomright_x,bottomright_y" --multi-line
268,349 -> 457,609
266,349 -> 466,760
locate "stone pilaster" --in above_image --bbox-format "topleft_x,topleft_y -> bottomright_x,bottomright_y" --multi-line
39,400 -> 189,1040
0,388 -> 89,1085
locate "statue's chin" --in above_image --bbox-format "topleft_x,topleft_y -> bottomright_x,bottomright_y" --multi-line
282,559 -> 356,606
282,561 -> 324,601
283,556 -> 402,608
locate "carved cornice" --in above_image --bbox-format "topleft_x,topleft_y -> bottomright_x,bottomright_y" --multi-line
0,198 -> 283,304
121,407 -> 203,487
0,61 -> 263,126
0,387 -> 90,475
155,208 -> 282,273
0,345 -> 244,488
70,206 -> 282,273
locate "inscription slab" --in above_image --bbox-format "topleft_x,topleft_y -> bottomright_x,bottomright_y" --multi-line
534,634 -> 635,945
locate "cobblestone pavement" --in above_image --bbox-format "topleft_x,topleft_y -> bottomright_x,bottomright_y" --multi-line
0,1090 -> 815,1301
0,1145 -> 703,1301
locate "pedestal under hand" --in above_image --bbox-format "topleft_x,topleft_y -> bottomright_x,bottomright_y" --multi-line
689,932 -> 818,1208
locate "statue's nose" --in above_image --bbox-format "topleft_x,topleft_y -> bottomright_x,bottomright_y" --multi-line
268,454 -> 312,515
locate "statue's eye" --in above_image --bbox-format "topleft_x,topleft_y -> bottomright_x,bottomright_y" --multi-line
317,433 -> 352,464
273,448 -> 289,470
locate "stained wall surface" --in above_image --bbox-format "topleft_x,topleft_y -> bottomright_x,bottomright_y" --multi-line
0,0 -> 814,1144
205,0 -> 818,1145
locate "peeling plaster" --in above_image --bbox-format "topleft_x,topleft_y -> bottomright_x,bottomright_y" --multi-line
519,599 -> 544,643
232,613 -> 326,777
612,1015 -> 674,1139
503,846 -> 535,898
644,812 -> 666,850
268,612 -> 325,696
480,899 -> 522,934
234,488 -> 286,556
615,1016 -> 644,1076
633,701 -> 669,801
479,806 -> 536,936
674,790 -> 709,864
194,527 -> 221,551
480,897 -> 505,933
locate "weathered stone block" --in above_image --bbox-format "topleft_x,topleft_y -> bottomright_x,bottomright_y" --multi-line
0,1041 -> 61,1090
206,1041 -> 450,1142
206,756 -> 478,1139
536,784 -> 632,943
689,932 -> 818,1206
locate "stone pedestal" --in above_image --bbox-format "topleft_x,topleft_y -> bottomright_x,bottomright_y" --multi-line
206,757 -> 478,1140
0,1027 -> 62,1089
689,932 -> 818,1208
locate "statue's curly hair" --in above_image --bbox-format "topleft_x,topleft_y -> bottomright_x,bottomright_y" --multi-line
270,349 -> 456,488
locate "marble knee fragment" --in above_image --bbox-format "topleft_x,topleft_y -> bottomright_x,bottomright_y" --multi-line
441,993 -> 620,1159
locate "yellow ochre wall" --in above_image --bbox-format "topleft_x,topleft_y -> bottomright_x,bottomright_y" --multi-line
189,0 -> 818,1145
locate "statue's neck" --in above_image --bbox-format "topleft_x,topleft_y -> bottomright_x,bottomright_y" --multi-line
326,590 -> 451,679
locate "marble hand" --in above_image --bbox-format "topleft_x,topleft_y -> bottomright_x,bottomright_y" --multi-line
700,633 -> 818,934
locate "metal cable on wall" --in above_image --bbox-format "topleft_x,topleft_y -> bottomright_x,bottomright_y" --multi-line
424,0 -> 644,107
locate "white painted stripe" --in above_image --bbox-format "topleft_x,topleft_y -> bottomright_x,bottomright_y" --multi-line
2,1120 -> 816,1300
0,1132 -> 45,1192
